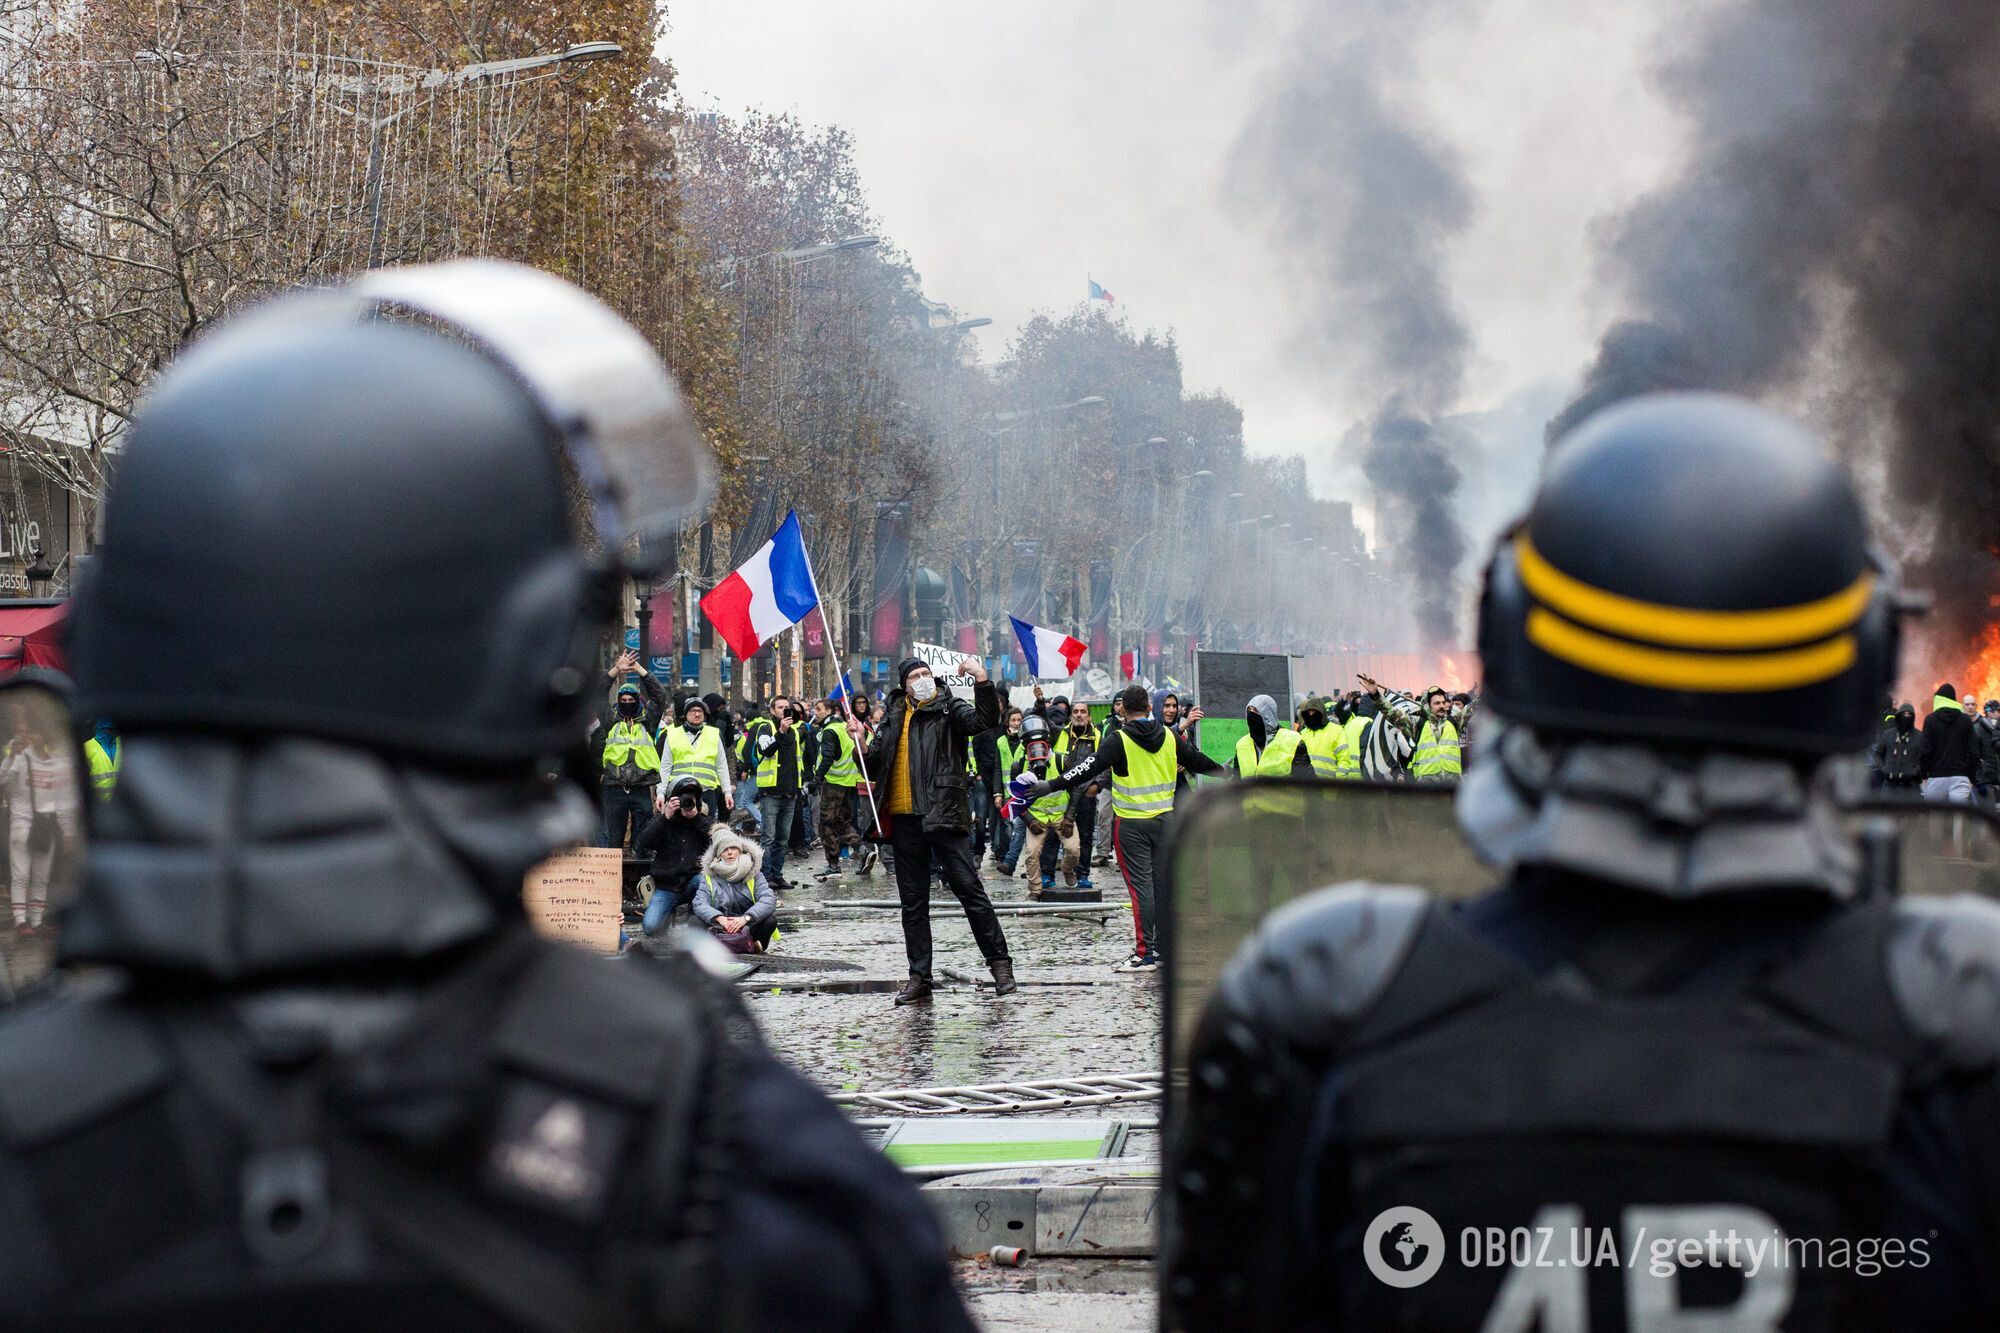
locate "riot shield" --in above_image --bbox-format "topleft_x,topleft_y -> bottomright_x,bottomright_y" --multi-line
1162,778 -> 1486,1074
0,670 -> 86,999
1162,780 -> 2000,1078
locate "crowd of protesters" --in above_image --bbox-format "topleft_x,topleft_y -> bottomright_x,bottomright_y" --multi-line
590,641 -> 1484,979
1868,682 -> 2000,803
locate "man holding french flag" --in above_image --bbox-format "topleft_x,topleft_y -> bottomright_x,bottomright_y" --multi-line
702,512 -> 1014,1005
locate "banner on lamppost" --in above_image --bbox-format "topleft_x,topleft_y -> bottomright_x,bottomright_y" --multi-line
871,501 -> 911,656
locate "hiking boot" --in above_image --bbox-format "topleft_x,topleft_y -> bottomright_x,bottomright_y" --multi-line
990,958 -> 1017,996
893,975 -> 933,1006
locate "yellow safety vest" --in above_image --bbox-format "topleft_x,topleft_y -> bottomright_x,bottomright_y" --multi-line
1298,723 -> 1349,781
84,736 -> 119,799
664,724 -> 724,788
1337,715 -> 1368,779
1053,723 -> 1099,758
1027,758 -> 1069,824
823,723 -> 860,787
998,734 -> 1022,776
1411,718 -> 1462,779
1112,731 -> 1179,820
1235,729 -> 1304,778
601,720 -> 661,782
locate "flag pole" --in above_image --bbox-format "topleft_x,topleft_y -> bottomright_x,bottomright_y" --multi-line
793,515 -> 884,836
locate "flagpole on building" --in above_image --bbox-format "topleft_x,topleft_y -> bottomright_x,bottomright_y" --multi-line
795,522 -> 884,836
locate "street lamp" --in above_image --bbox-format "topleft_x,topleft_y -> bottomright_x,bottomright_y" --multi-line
358,40 -> 624,267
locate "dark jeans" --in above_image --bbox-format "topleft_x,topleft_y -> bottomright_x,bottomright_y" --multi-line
642,871 -> 696,935
758,793 -> 796,883
600,785 -> 652,849
890,816 -> 1009,978
790,788 -> 812,851
1072,799 -> 1096,879
1112,815 -> 1168,958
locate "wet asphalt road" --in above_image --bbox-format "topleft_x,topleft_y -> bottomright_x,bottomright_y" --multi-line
718,850 -> 1161,1331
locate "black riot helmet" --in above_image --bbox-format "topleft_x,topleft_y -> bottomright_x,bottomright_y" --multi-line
70,261 -> 714,766
1478,393 -> 1901,755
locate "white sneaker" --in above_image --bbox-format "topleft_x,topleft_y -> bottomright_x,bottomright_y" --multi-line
1112,954 -> 1152,973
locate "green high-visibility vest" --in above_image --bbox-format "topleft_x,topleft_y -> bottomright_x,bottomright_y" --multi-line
1298,723 -> 1349,781
1054,723 -> 1099,758
998,734 -> 1022,777
823,723 -> 860,787
84,736 -> 120,799
1337,715 -> 1369,778
1411,718 -> 1462,779
664,724 -> 724,788
601,720 -> 661,781
1113,731 -> 1179,820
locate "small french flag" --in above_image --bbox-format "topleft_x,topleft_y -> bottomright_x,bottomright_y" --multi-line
1000,772 -> 1038,821
1119,649 -> 1138,680
700,511 -> 819,662
1088,278 -> 1116,304
1010,615 -> 1087,679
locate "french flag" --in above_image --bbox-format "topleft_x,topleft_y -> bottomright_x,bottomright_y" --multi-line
1010,615 -> 1086,679
700,511 -> 818,662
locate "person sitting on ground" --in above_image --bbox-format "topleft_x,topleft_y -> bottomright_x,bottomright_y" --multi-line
632,775 -> 715,936
692,822 -> 779,953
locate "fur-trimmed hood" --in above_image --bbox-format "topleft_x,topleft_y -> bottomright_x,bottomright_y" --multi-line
702,822 -> 763,883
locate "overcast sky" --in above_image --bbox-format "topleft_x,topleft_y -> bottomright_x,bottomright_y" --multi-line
662,1 -> 1686,529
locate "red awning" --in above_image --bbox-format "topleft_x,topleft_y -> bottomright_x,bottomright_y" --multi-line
0,602 -> 68,673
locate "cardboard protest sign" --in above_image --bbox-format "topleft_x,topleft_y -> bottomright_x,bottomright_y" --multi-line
909,641 -> 976,700
523,846 -> 623,953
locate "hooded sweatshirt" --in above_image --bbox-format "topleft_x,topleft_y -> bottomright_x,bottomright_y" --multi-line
1922,690 -> 1976,779
1044,714 -> 1222,797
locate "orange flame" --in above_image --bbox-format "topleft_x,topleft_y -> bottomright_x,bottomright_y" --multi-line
1435,653 -> 1469,694
1967,624 -> 2000,706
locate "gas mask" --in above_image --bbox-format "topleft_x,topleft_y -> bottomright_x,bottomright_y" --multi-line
1021,716 -> 1054,765
908,676 -> 938,704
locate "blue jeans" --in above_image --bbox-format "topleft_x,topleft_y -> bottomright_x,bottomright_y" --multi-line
758,793 -> 796,882
642,872 -> 697,935
600,785 -> 652,849
735,775 -> 758,815
997,816 -> 1025,873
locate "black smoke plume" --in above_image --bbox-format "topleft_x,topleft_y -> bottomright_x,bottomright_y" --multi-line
1554,1 -> 2000,656
1229,8 -> 1476,648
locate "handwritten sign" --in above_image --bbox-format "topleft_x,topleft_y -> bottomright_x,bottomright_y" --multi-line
523,846 -> 623,953
909,641 -> 976,701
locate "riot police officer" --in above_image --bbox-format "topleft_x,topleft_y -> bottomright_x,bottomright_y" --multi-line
1165,393 -> 2000,1330
0,262 -> 973,1331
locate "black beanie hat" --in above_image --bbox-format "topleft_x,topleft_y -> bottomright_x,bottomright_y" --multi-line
898,657 -> 927,686
1938,682 -> 1958,701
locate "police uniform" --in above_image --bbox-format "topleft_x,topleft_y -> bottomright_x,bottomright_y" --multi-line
0,262 -> 974,1332
1166,395 -> 2000,1331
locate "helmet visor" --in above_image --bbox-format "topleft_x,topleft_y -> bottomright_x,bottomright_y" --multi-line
353,260 -> 714,568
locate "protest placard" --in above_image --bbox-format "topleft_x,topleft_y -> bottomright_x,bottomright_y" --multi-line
523,846 -> 623,953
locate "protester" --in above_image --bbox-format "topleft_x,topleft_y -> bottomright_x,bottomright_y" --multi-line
1871,701 -> 1926,793
1921,682 -> 1977,803
985,708 -> 1025,875
1294,695 -> 1352,780
663,694 -> 734,819
812,694 -> 872,876
691,822 -> 780,953
1054,703 -> 1100,892
1024,684 -> 1223,971
0,705 -> 79,936
1233,693 -> 1311,777
857,656 -> 1014,1004
1008,714 -> 1081,894
633,775 -> 715,935
1353,692 -> 1412,780
1980,700 -> 2000,804
598,650 -> 668,848
749,696 -> 805,891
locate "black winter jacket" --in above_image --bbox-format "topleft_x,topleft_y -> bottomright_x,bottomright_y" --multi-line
633,806 -> 716,888
1923,702 -> 1977,779
862,682 -> 1001,834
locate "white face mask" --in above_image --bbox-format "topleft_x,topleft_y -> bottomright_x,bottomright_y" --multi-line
907,676 -> 938,703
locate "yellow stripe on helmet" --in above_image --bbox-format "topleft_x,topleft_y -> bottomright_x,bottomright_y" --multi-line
1526,608 -> 1858,693
1515,533 -> 1873,650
